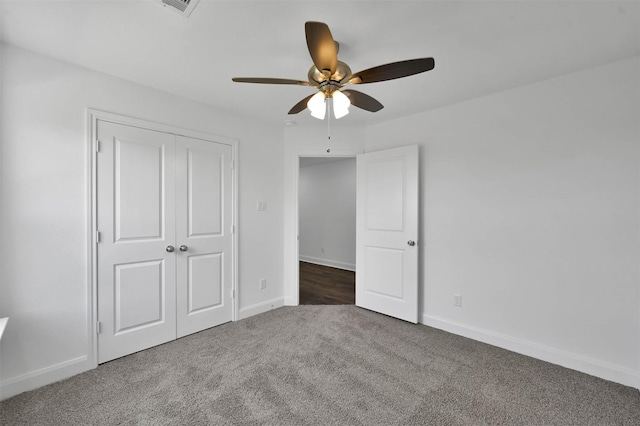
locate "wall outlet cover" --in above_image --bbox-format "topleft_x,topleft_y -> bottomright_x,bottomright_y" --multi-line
453,294 -> 462,307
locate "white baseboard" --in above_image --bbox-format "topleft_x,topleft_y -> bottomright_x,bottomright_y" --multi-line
299,256 -> 355,272
421,313 -> 640,390
238,297 -> 285,320
0,355 -> 91,401
283,297 -> 298,306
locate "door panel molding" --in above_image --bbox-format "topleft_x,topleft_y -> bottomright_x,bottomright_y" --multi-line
87,109 -> 238,368
187,252 -> 223,313
114,259 -> 166,334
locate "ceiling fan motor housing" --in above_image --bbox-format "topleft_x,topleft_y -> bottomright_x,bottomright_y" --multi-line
308,61 -> 352,93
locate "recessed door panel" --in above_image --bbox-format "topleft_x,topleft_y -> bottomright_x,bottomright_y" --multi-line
115,139 -> 164,241
366,158 -> 404,232
364,247 -> 404,300
187,148 -> 223,237
115,260 -> 164,333
188,253 -> 223,313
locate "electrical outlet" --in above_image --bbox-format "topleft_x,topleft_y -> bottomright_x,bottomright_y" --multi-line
259,278 -> 267,290
453,294 -> 462,307
321,247 -> 325,253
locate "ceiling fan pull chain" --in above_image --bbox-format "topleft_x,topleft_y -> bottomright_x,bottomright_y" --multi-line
327,98 -> 331,141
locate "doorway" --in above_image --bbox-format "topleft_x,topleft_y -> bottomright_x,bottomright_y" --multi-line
298,157 -> 356,304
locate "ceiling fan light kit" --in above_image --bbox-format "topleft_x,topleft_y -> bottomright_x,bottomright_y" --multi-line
307,90 -> 351,120
308,92 -> 327,119
332,91 -> 350,119
232,21 -> 435,121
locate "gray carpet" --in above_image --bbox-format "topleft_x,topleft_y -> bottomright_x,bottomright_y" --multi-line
1,306 -> 639,425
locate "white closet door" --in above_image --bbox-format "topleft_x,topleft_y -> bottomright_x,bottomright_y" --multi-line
175,136 -> 233,337
97,121 -> 177,363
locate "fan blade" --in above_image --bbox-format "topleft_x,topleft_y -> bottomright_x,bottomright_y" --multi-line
288,94 -> 316,114
342,90 -> 384,112
305,21 -> 338,77
348,58 -> 435,84
232,77 -> 311,86
289,93 -> 315,114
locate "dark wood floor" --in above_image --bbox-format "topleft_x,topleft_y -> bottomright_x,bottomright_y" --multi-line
299,261 -> 355,305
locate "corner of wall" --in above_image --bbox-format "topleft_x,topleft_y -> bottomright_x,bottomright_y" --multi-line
238,298 -> 285,320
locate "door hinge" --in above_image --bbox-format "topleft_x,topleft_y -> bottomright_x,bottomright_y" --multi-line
96,321 -> 102,334
231,225 -> 235,234
231,288 -> 235,299
231,160 -> 234,170
96,140 -> 101,153
96,231 -> 101,243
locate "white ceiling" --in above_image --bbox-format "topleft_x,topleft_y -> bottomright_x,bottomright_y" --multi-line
1,0 -> 638,127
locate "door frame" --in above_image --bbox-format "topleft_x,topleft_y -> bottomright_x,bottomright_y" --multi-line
86,109 -> 239,368
283,148 -> 361,305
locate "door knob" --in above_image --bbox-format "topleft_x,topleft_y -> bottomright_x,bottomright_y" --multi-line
166,245 -> 175,252
179,245 -> 189,252
407,240 -> 416,246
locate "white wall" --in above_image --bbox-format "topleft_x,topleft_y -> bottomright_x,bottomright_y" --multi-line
299,158 -> 356,271
0,44 -> 284,398
365,56 -> 640,388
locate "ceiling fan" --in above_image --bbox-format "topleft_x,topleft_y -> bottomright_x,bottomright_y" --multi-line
232,21 -> 435,120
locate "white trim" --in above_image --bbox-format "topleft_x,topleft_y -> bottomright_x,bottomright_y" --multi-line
422,313 -> 640,390
87,110 -> 99,369
284,149 -> 362,307
238,298 -> 285,320
299,257 -> 355,272
87,109 -> 237,146
86,108 -> 239,366
231,142 -> 239,322
0,356 -> 90,401
283,296 -> 298,306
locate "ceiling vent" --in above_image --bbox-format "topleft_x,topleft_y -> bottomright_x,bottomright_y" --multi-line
156,0 -> 201,17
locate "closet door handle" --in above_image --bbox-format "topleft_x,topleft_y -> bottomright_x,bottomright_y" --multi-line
179,245 -> 189,252
166,245 -> 175,253
407,240 -> 416,247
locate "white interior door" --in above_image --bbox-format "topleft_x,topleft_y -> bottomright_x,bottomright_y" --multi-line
356,145 -> 419,323
97,121 -> 234,363
97,121 -> 177,363
175,136 -> 233,337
